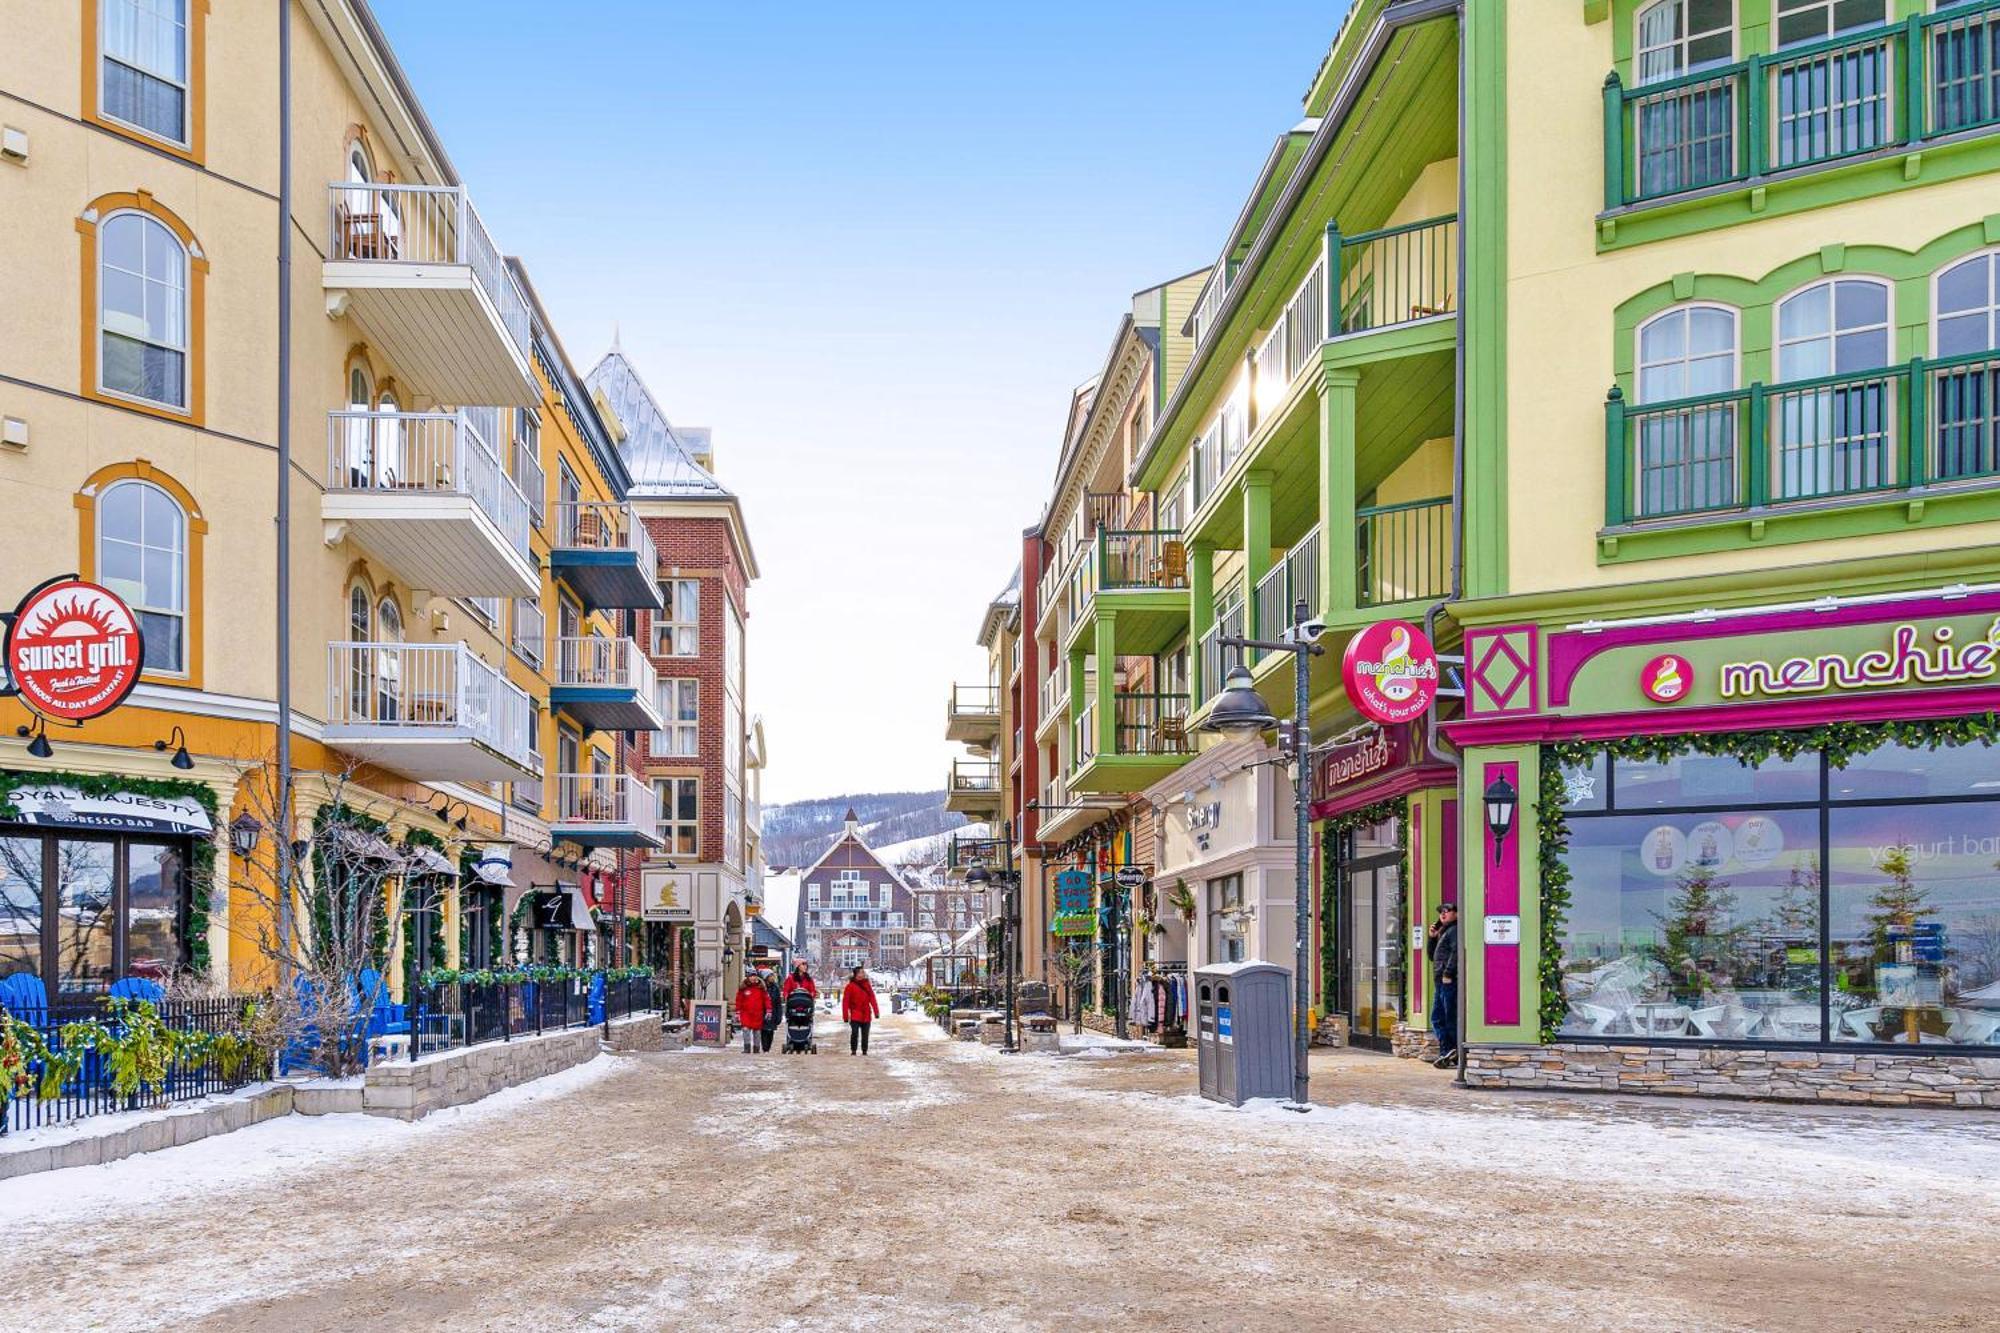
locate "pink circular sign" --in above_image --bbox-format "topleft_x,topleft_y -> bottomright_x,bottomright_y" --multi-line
1639,653 -> 1694,704
1341,619 -> 1440,725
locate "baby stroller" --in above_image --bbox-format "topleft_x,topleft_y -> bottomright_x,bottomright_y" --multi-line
783,988 -> 818,1054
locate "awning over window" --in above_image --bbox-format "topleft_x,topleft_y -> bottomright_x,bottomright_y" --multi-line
402,846 -> 458,877
5,785 -> 213,836
331,826 -> 401,862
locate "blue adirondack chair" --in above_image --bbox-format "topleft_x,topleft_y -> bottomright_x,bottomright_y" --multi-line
588,973 -> 606,1025
279,974 -> 322,1075
354,968 -> 409,1039
108,976 -> 166,1005
0,972 -> 48,1026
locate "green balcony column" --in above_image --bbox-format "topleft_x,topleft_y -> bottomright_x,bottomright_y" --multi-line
1602,71 -> 1624,211
1094,612 -> 1116,756
1318,371 -> 1360,618
1068,644 -> 1086,721
1189,540 -> 1215,699
1242,470 -> 1273,636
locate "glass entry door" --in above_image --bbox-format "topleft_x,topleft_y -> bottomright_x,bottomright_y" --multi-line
1344,855 -> 1405,1052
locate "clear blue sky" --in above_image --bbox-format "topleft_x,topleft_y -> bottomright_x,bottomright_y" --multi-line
373,1 -> 1348,806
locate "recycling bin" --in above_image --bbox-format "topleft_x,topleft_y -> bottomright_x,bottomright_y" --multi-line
1194,961 -> 1293,1106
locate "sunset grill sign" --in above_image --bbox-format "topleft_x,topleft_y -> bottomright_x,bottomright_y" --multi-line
4,577 -> 145,722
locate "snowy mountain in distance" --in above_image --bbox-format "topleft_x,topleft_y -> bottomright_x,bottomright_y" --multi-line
760,790 -> 968,868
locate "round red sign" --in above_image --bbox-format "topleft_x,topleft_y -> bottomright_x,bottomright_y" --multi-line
1639,652 -> 1694,704
5,578 -> 145,722
1341,619 -> 1440,725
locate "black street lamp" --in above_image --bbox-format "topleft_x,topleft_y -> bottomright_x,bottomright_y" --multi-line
1205,598 -> 1325,1112
1484,773 -> 1518,864
229,813 -> 264,859
962,820 -> 1020,1053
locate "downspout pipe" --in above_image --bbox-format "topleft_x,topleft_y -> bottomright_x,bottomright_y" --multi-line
275,0 -> 295,962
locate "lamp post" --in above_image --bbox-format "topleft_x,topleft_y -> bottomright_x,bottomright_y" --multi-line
963,817 -> 1019,1053
1205,597 -> 1325,1112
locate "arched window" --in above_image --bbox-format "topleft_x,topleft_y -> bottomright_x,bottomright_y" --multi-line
1634,305 -> 1739,517
1771,278 -> 1894,499
344,363 -> 374,487
346,583 -> 372,718
1933,251 -> 2000,479
337,138 -> 399,260
97,479 -> 186,674
1632,1 -> 1736,198
375,597 -> 403,722
99,210 -> 188,410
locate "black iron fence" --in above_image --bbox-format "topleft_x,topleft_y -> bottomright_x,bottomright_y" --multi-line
1,995 -> 270,1138
407,973 -> 660,1058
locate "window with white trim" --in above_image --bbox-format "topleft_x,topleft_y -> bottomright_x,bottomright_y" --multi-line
99,211 -> 188,409
655,677 -> 699,756
1932,251 -> 2000,479
655,579 -> 699,656
97,479 -> 186,674
1772,278 -> 1893,499
655,777 -> 698,856
724,787 -> 742,869
1634,304 -> 1740,517
1774,0 -> 1886,47
1636,0 -> 1733,83
100,0 -> 188,145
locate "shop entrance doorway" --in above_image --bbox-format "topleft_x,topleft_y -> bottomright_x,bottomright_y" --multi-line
1343,852 -> 1404,1053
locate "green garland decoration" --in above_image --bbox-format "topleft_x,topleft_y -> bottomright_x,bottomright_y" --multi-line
0,768 -> 220,977
1538,714 -> 2000,1044
397,828 -> 450,998
311,803 -> 391,971
1316,796 -> 1410,1016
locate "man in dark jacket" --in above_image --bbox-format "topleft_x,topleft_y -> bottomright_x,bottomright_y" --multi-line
1426,903 -> 1459,1068
759,969 -> 781,1052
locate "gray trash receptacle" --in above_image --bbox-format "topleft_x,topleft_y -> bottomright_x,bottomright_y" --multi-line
1194,961 -> 1293,1105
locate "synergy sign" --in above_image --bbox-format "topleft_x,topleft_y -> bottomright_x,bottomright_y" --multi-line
1342,619 -> 1440,725
4,578 -> 144,722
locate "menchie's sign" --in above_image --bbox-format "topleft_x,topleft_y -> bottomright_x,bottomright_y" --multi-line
1718,620 -> 2000,700
1312,726 -> 1402,803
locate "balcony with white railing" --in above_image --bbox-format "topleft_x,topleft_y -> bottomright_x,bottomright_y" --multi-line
324,642 -> 537,783
945,758 -> 1002,815
551,773 -> 662,849
322,409 -> 538,599
1038,667 -> 1067,734
1251,525 -> 1323,666
550,636 -> 665,734
550,501 -> 665,612
945,683 -> 1002,748
323,183 -> 536,407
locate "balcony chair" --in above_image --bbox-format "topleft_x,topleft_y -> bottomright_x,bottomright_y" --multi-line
1153,540 -> 1188,589
334,203 -> 401,261
571,507 -> 605,548
1408,290 -> 1455,320
1153,714 -> 1189,755
578,791 -> 617,822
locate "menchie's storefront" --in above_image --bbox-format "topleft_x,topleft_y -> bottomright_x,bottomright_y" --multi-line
1450,588 -> 2000,1106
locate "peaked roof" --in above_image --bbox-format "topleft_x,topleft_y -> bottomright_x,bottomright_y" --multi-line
843,808 -> 858,822
585,349 -> 731,500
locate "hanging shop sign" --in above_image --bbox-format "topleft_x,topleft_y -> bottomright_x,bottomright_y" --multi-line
5,784 -> 212,835
1312,725 -> 1403,803
4,578 -> 144,722
1342,619 -> 1440,725
1053,868 -> 1092,916
1050,912 -> 1098,938
1112,864 -> 1148,890
641,866 -> 694,921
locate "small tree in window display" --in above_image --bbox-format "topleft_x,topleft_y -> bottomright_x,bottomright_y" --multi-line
1653,864 -> 1748,1003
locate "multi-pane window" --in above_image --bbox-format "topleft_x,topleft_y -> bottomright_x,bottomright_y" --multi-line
655,678 -> 699,756
725,696 -> 743,789
655,579 -> 699,656
1771,278 -> 1894,499
512,597 -> 544,668
1773,0 -> 1885,47
1634,305 -> 1739,516
725,603 -> 744,697
724,788 -> 743,869
97,480 -> 186,674
514,702 -> 543,812
654,777 -> 699,857
101,0 -> 189,145
100,212 -> 188,409
513,409 -> 543,528
1932,252 -> 2000,479
1635,0 -> 1733,83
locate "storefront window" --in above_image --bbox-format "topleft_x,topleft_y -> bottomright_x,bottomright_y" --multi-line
56,841 -> 117,992
125,841 -> 182,979
0,837 -> 42,978
1558,737 -> 2000,1047
1828,805 -> 2000,1045
1208,874 -> 1244,964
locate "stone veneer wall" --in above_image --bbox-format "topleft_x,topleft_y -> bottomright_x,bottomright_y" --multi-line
1464,1042 -> 2000,1108
360,1016 -> 655,1121
1391,1023 -> 1439,1061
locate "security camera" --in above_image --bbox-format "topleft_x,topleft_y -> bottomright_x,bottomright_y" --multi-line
1293,616 -> 1328,643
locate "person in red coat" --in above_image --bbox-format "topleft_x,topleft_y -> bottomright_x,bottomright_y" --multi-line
733,976 -> 769,1054
841,966 -> 881,1055
781,961 -> 818,1000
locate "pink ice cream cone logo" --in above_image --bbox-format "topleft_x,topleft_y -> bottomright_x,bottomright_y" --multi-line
1640,652 -> 1693,704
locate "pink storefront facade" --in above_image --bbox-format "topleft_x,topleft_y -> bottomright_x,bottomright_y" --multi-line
1444,585 -> 2000,1108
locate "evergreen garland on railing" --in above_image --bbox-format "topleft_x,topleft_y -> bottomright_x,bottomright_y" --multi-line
0,769 -> 220,976
1537,714 -> 2000,1043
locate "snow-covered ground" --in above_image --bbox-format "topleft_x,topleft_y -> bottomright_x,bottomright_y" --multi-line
1,1018 -> 1992,1331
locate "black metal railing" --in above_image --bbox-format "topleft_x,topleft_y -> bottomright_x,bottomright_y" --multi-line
1355,496 -> 1452,607
1,995 -> 270,1137
407,971 -> 659,1058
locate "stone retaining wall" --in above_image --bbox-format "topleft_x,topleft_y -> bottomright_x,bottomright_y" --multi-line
1391,1023 -> 1439,1061
0,1085 -> 296,1182
1464,1042 -> 2000,1108
361,1023 -> 606,1121
604,1013 -> 665,1053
